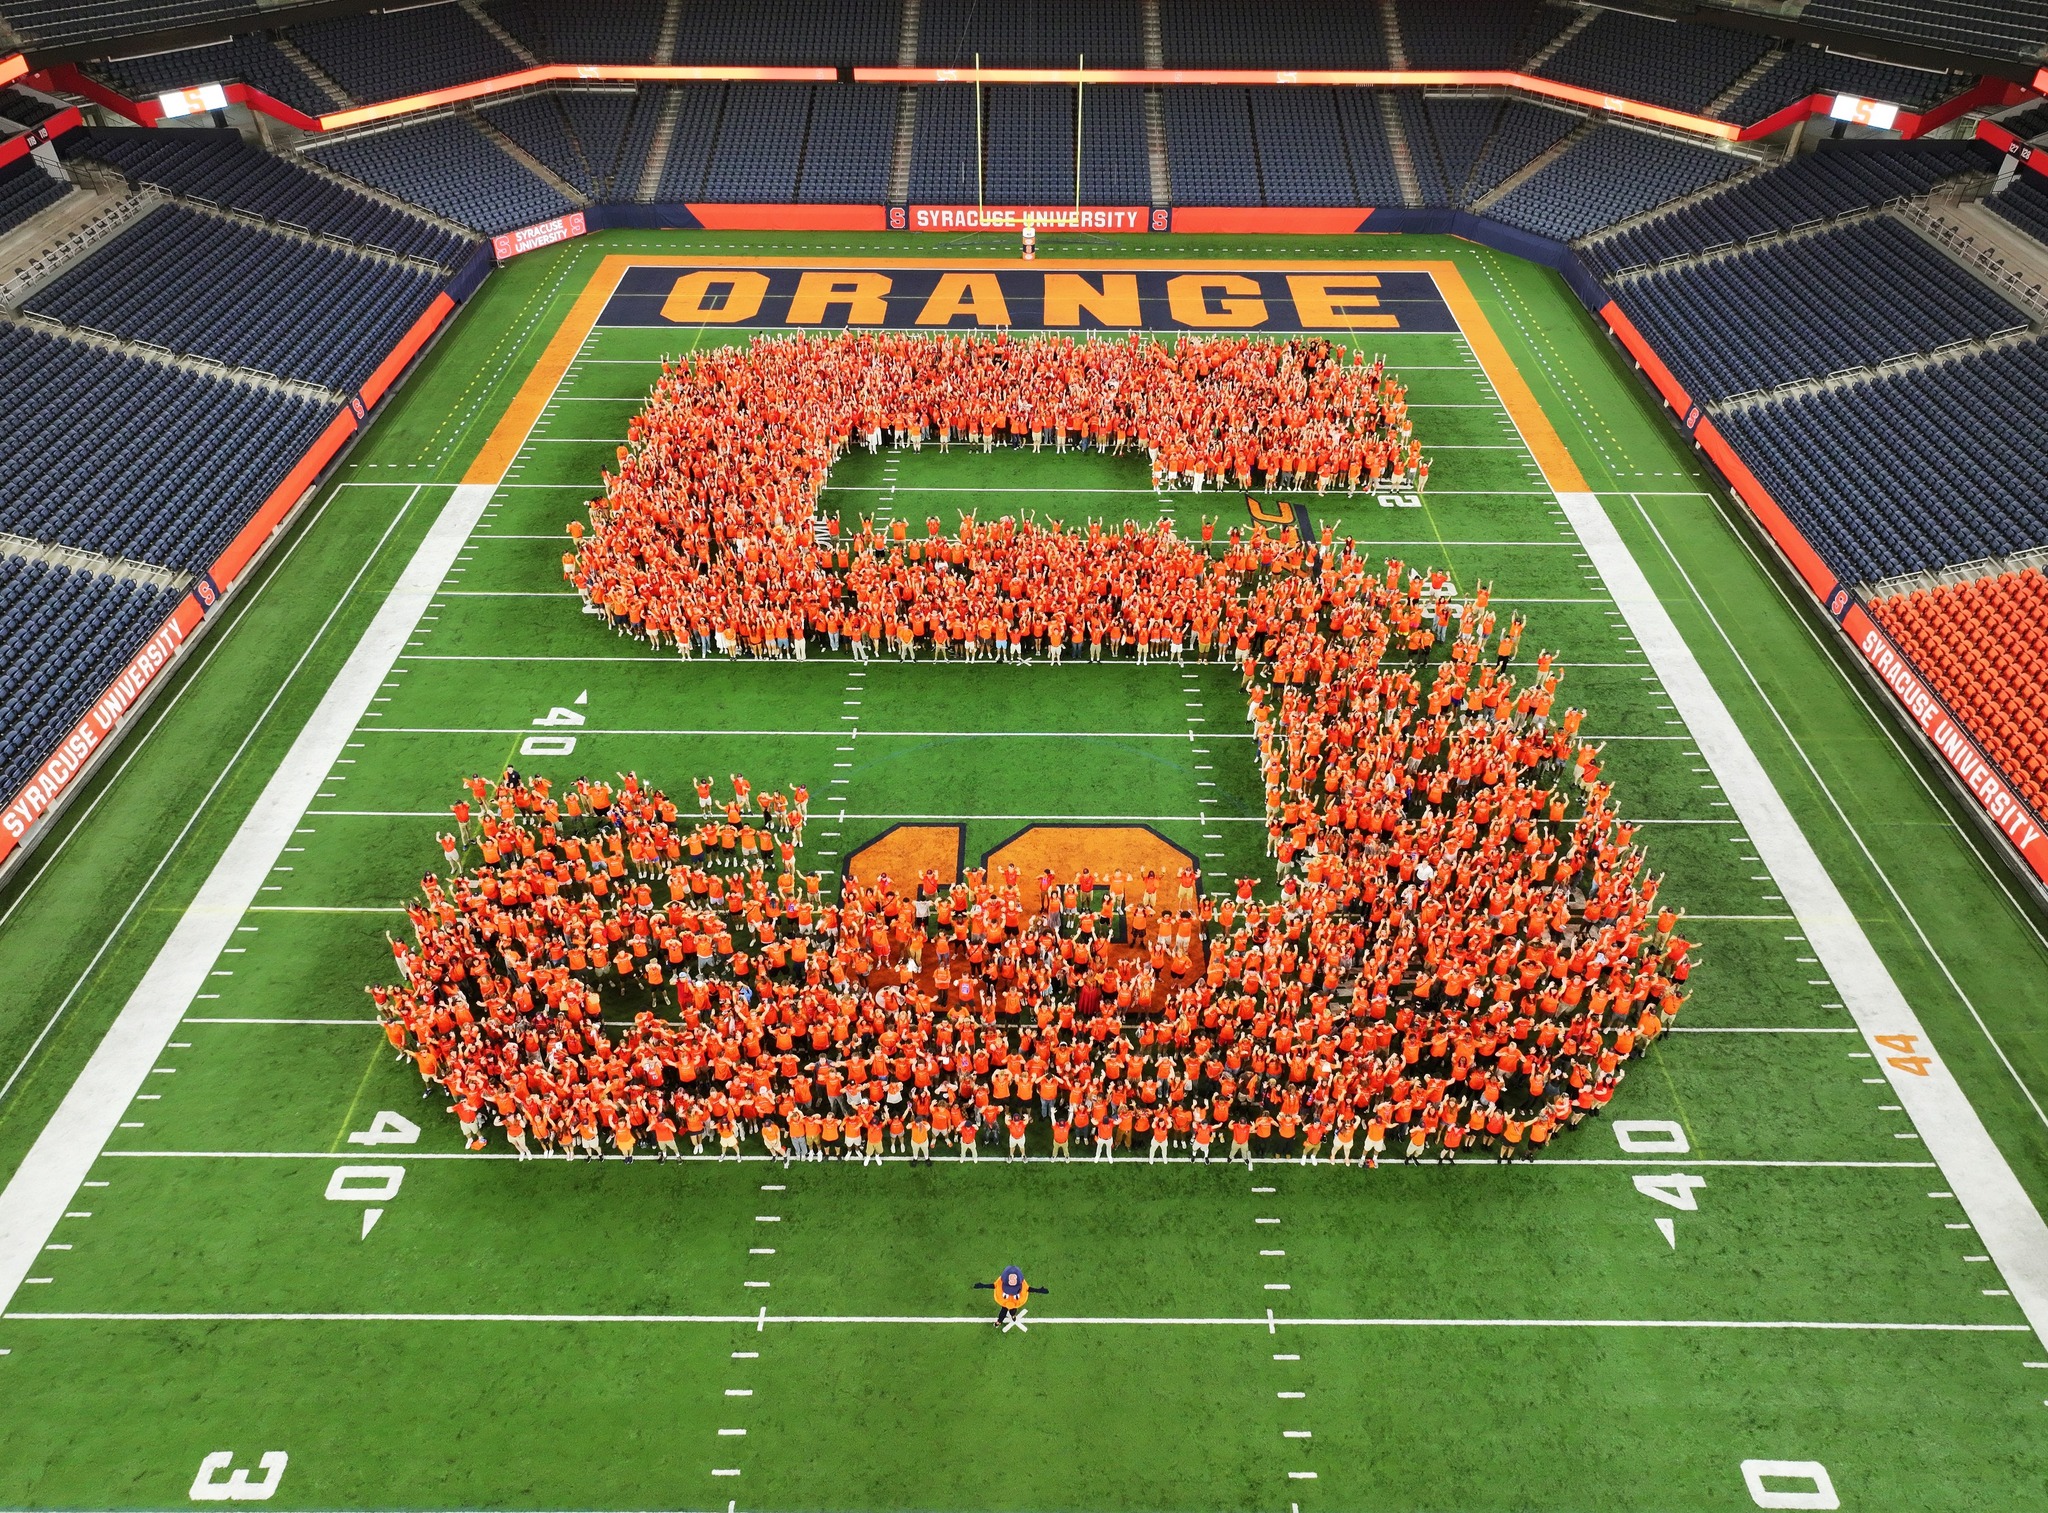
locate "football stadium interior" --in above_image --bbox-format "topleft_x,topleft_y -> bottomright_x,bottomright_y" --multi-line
4,1 -> 2048,1510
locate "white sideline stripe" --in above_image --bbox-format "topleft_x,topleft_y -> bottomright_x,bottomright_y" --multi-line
0,484 -> 497,1317
4,1310 -> 2020,1332
363,727 -> 1252,740
1559,491 -> 2048,1354
92,1150 -> 1934,1169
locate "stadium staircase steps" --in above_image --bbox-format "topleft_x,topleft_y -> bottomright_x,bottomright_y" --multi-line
0,305 -> 346,406
652,0 -> 683,65
1706,45 -> 1785,120
897,0 -> 922,66
1144,89 -> 1171,209
887,87 -> 917,205
1523,5 -> 1595,72
1378,0 -> 1409,70
460,0 -> 541,67
285,148 -> 479,244
469,108 -> 590,206
0,528 -> 190,592
0,187 -> 158,310
1139,0 -> 1171,207
1897,195 -> 2048,324
636,88 -> 685,202
1379,91 -> 1423,207
274,36 -> 355,111
1469,114 -> 1595,213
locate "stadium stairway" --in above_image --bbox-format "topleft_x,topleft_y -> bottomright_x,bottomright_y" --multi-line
1705,44 -> 1786,120
1521,4 -> 1594,71
470,106 -> 590,208
1470,114 -> 1595,213
0,187 -> 156,309
1908,194 -> 2048,315
273,34 -> 356,111
463,0 -> 543,67
1377,0 -> 1407,70
652,0 -> 684,65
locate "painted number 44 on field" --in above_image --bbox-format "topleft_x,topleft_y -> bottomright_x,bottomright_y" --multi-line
1874,1033 -> 1933,1077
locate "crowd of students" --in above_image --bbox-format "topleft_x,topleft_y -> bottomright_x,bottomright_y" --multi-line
565,332 -> 1429,662
371,329 -> 1693,1165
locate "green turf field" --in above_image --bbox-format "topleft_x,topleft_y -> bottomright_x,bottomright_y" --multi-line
3,230 -> 2048,1513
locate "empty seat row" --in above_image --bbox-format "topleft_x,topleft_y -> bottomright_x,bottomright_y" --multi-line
1489,124 -> 1749,243
1583,140 -> 1993,275
1535,9 -> 1772,117
22,202 -> 445,393
1614,215 -> 2029,402
1713,336 -> 2048,585
0,554 -> 188,804
0,322 -> 341,572
304,114 -> 576,235
1871,570 -> 2048,820
62,128 -> 473,266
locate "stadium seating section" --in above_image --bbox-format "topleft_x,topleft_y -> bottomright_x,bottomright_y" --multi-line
1,87 -> 68,129
796,86 -> 897,203
21,202 -> 444,392
304,115 -> 575,235
1725,45 -> 1962,125
1489,124 -> 1750,242
291,6 -> 524,109
1613,215 -> 2029,402
1395,0 -> 1571,70
1996,103 -> 2048,142
0,553 -> 186,805
1793,0 -> 2048,66
61,128 -> 473,265
1160,0 -> 1385,70
656,0 -> 900,69
1535,9 -> 1773,117
0,0 -> 267,48
98,35 -> 340,118
1715,336 -> 2048,585
0,154 -> 71,240
0,321 -> 340,572
489,0 -> 665,66
919,0 -> 1144,69
1584,140 -> 1993,275
1989,174 -> 2048,248
1873,571 -> 2048,818
1468,100 -> 1582,201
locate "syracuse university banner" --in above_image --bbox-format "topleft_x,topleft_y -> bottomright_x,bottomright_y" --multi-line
598,264 -> 1459,331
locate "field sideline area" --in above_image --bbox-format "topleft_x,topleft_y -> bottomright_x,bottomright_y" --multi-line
2,229 -> 2048,1512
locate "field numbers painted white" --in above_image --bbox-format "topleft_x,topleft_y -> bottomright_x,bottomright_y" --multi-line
1741,1458 -> 1838,1509
324,1165 -> 404,1202
1632,1173 -> 1705,1211
188,1451 -> 287,1501
1614,1120 -> 1689,1154
344,1111 -> 420,1147
531,707 -> 586,727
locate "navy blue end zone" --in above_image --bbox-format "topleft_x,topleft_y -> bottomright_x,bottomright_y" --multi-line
597,265 -> 1458,332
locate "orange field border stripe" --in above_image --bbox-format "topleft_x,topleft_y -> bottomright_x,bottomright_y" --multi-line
1428,264 -> 1587,494
464,254 -> 1587,492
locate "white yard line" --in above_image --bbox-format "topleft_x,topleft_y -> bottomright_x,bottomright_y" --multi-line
1560,491 -> 2048,1354
89,1150 -> 1934,1169
4,1309 -> 2018,1332
0,484 -> 495,1316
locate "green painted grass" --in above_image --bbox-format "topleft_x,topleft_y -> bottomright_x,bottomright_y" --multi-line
0,230 -> 2044,1512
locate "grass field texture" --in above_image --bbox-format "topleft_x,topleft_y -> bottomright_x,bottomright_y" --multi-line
0,231 -> 2046,1512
